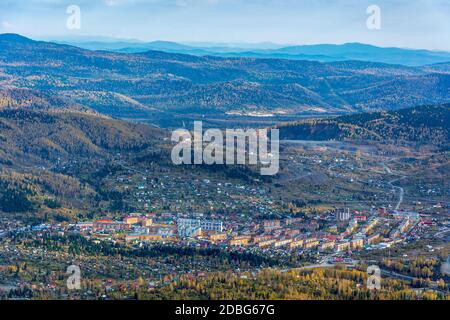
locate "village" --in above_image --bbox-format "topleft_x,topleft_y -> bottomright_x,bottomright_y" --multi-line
4,204 -> 442,263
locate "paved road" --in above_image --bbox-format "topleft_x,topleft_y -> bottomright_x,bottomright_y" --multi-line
435,228 -> 450,238
381,269 -> 415,281
383,163 -> 406,211
391,181 -> 405,211
282,256 -> 358,273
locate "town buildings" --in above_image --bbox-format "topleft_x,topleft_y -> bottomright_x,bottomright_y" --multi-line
336,209 -> 351,221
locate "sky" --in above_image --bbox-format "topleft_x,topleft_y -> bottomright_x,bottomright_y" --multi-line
0,0 -> 449,50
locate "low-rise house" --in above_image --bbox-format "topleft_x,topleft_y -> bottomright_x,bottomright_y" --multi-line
209,233 -> 227,243
319,241 -> 335,252
289,239 -> 305,249
76,222 -> 93,231
304,238 -> 319,249
262,220 -> 281,233
274,239 -> 292,248
230,236 -> 252,246
351,238 -> 364,250
94,219 -> 131,233
252,235 -> 273,244
124,216 -> 141,225
367,233 -> 381,245
125,234 -> 163,242
336,241 -> 351,252
258,239 -> 277,248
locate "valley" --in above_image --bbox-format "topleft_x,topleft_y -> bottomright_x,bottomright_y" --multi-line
0,103 -> 448,300
0,34 -> 448,300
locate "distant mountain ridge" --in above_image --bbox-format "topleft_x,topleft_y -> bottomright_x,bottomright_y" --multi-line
56,38 -> 450,67
1,34 -> 450,122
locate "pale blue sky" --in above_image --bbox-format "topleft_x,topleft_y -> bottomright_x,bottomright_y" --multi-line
0,0 -> 449,50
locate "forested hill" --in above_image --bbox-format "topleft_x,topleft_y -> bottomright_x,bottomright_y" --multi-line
0,109 -> 164,165
2,34 -> 450,117
0,108 -> 165,218
0,87 -> 97,114
278,105 -> 450,146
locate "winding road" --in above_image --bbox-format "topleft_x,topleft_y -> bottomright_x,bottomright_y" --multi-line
388,177 -> 406,211
383,163 -> 406,211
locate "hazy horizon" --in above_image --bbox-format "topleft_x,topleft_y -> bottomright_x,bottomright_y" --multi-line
43,35 -> 450,53
1,32 -> 449,54
0,0 -> 449,51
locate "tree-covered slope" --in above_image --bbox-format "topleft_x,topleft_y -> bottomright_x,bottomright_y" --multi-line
278,105 -> 450,146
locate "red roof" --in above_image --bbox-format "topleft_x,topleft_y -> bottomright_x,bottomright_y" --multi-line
96,219 -> 114,223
